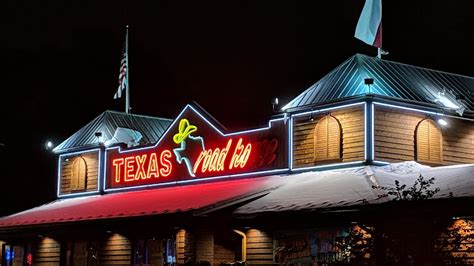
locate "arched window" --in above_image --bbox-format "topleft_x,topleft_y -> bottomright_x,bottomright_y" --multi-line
416,119 -> 443,164
314,115 -> 342,162
71,157 -> 87,191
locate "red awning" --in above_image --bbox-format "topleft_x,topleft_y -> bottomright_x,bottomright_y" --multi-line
0,176 -> 281,229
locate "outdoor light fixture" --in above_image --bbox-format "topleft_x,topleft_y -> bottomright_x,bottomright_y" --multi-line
45,141 -> 53,149
364,78 -> 374,94
95,131 -> 104,144
271,97 -> 279,112
438,118 -> 448,126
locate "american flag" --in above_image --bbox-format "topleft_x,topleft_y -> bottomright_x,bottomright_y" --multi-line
114,44 -> 127,99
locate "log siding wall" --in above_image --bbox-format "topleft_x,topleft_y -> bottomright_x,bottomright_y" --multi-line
374,106 -> 474,165
195,229 -> 214,264
436,219 -> 474,264
99,233 -> 131,265
0,241 -> 3,266
293,106 -> 365,168
33,237 -> 60,266
177,229 -> 195,264
246,229 -> 273,265
147,239 -> 164,265
60,151 -> 99,195
214,244 -> 235,265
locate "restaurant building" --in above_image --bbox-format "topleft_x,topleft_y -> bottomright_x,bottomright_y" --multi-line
1,54 -> 473,265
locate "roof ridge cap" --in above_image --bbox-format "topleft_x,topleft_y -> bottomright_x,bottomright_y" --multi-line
104,110 -> 172,121
370,55 -> 474,80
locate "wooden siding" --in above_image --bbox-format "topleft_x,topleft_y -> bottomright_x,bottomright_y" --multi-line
147,239 -> 164,265
99,233 -> 131,265
72,241 -> 88,266
185,230 -> 195,264
442,118 -> 474,165
195,229 -> 214,263
177,229 -> 186,264
436,219 -> 474,264
374,106 -> 474,165
60,151 -> 99,195
0,241 -> 3,266
293,106 -> 365,168
33,237 -> 60,266
12,245 -> 24,266
214,244 -> 235,265
246,229 -> 273,265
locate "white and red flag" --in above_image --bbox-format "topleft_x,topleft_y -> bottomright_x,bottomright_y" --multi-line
114,45 -> 127,99
354,0 -> 382,48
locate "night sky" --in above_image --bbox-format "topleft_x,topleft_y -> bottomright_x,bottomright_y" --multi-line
1,0 -> 473,216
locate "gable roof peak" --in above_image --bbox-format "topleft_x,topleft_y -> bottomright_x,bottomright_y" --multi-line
282,54 -> 474,114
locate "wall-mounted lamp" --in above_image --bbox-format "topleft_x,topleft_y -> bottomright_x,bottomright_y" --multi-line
364,78 -> 374,94
95,132 -> 104,144
309,111 -> 314,122
438,118 -> 448,126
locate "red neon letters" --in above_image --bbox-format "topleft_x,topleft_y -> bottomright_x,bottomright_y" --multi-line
112,150 -> 173,183
193,138 -> 252,174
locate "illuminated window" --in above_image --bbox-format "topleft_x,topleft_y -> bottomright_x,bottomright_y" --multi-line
71,157 -> 87,191
314,115 -> 342,162
416,119 -> 443,164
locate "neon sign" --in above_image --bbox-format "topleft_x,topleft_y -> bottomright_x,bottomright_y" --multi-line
112,150 -> 173,183
106,104 -> 288,189
193,138 -> 252,174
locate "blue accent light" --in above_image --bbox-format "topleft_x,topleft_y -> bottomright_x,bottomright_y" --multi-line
5,249 -> 14,261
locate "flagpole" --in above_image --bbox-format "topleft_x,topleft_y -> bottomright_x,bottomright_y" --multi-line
125,25 -> 130,114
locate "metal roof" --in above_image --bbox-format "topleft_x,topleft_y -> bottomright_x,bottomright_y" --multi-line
0,176 -> 279,229
282,54 -> 474,113
53,110 -> 172,153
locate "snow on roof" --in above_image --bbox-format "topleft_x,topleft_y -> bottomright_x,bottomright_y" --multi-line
374,162 -> 474,199
234,162 -> 474,216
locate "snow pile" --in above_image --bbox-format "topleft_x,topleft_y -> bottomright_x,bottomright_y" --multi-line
235,163 -> 474,215
234,167 -> 386,215
373,163 -> 474,199
376,161 -> 431,174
